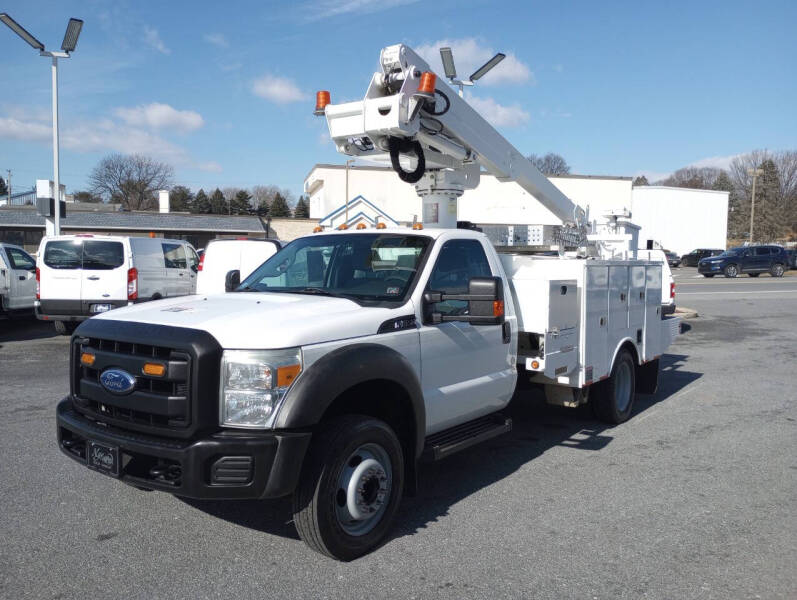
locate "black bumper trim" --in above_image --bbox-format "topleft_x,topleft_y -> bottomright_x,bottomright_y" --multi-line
57,398 -> 311,499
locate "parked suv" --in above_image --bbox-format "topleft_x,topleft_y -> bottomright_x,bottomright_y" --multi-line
680,248 -> 723,267
698,245 -> 789,278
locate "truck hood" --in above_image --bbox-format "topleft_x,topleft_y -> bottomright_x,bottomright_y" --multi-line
93,292 -> 406,349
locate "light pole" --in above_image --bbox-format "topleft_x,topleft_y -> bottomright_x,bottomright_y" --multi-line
747,167 -> 763,244
344,158 -> 355,227
1,13 -> 83,236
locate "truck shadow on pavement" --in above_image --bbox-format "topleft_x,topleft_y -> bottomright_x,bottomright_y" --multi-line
181,353 -> 700,546
0,317 -> 58,344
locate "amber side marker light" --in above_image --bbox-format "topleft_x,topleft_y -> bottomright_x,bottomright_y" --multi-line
277,364 -> 301,387
142,362 -> 166,377
531,360 -> 540,369
493,300 -> 504,317
80,352 -> 95,366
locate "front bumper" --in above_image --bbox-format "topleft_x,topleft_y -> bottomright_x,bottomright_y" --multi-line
56,397 -> 311,499
697,262 -> 722,274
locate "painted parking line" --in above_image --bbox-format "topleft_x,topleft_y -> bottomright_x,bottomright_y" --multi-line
678,289 -> 797,295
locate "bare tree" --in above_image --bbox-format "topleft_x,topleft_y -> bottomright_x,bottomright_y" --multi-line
89,154 -> 174,211
526,152 -> 571,175
657,166 -> 723,189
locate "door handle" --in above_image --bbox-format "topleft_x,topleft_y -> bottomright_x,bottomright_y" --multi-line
87,276 -> 100,280
179,273 -> 185,276
19,275 -> 26,280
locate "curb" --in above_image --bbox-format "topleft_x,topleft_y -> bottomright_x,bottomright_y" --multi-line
674,307 -> 699,319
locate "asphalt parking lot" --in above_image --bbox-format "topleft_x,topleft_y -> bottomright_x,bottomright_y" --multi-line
1,268 -> 795,600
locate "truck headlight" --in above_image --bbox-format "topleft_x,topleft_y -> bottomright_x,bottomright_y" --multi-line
220,348 -> 302,429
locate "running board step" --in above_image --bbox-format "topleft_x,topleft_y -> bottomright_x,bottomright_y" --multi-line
422,413 -> 512,461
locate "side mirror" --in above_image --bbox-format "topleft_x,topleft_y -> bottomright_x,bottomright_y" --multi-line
424,276 -> 505,325
225,269 -> 241,292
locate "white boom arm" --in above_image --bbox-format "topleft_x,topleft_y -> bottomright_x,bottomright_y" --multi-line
318,44 -> 586,234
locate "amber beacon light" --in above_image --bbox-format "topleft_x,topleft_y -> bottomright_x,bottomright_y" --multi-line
314,90 -> 331,115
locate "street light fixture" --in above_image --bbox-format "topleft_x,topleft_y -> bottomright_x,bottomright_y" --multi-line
438,47 -> 506,97
747,167 -> 764,244
1,13 -> 84,236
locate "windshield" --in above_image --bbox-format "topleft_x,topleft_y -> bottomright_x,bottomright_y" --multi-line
238,233 -> 431,302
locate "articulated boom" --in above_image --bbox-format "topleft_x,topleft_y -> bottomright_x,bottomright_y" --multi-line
318,44 -> 586,232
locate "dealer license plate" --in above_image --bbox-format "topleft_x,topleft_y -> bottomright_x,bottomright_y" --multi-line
90,303 -> 112,313
87,441 -> 120,477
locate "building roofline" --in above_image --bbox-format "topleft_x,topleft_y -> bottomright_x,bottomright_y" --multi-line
304,163 -> 633,182
634,186 -> 730,195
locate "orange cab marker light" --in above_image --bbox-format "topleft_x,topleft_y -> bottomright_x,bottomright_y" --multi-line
356,223 -> 367,229
80,352 -> 95,366
142,362 -> 166,377
376,222 -> 387,229
314,90 -> 331,115
531,360 -> 540,370
313,226 -> 323,233
412,223 -> 423,230
493,300 -> 504,317
277,364 -> 301,388
338,223 -> 349,230
418,71 -> 436,96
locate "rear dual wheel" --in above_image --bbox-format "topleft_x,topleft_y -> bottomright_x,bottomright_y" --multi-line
592,349 -> 636,424
293,415 -> 404,561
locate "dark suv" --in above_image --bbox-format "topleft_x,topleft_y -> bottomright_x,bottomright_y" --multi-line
680,248 -> 723,267
698,245 -> 789,278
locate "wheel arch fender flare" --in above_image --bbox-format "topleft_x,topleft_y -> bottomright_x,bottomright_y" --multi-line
274,343 -> 426,458
610,337 -> 640,370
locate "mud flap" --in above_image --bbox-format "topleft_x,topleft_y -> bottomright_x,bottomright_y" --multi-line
636,359 -> 660,394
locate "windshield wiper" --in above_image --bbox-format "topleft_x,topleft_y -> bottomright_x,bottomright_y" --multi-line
292,287 -> 353,300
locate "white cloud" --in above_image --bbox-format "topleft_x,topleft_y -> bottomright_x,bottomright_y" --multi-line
203,33 -> 228,48
306,0 -> 419,19
143,26 -> 170,55
252,74 -> 307,103
465,93 -> 530,128
114,103 -> 204,133
415,38 -> 533,86
0,110 -> 212,171
688,153 -> 741,171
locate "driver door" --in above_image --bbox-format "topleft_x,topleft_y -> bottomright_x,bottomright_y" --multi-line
4,246 -> 37,309
418,238 -> 515,434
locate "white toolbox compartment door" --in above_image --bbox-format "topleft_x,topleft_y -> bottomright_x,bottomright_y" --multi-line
544,280 -> 579,380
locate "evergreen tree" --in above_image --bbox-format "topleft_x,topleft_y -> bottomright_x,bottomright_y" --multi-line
192,189 -> 211,213
170,185 -> 194,212
752,159 -> 783,242
230,189 -> 253,214
712,171 -> 744,239
255,199 -> 269,216
632,175 -> 649,187
269,192 -> 291,217
209,188 -> 227,214
293,195 -> 310,218
0,176 -> 7,196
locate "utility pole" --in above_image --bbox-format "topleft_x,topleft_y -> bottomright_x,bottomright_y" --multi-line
747,167 -> 763,244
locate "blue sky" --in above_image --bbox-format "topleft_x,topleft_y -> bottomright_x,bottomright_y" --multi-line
1,0 -> 795,199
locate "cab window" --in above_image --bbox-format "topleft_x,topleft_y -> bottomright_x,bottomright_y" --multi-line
6,247 -> 36,270
426,239 -> 492,316
162,243 -> 187,269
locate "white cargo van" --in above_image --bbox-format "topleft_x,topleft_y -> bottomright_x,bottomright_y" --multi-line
36,235 -> 199,334
195,238 -> 281,295
0,243 -> 37,317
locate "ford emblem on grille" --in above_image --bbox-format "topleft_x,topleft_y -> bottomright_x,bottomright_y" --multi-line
99,368 -> 136,395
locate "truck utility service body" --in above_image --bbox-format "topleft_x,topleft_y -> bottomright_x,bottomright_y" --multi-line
56,43 -> 680,560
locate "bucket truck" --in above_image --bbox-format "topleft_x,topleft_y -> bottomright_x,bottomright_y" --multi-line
54,44 -> 680,560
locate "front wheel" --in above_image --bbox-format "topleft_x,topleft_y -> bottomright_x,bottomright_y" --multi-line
293,415 -> 404,561
724,264 -> 738,278
592,349 -> 636,424
770,263 -> 785,277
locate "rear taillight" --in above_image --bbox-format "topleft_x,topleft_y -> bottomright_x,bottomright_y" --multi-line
197,253 -> 205,272
127,267 -> 138,300
35,267 -> 40,300
670,282 -> 676,299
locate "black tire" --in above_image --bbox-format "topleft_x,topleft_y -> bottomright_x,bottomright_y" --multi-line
770,263 -> 785,278
293,415 -> 404,561
591,349 -> 636,424
748,272 -> 760,277
703,274 -> 715,278
723,264 -> 738,278
54,321 -> 76,335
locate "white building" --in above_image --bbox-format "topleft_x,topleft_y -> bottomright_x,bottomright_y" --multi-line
304,164 -> 728,256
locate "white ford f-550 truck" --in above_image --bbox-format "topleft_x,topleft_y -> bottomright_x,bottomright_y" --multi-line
56,44 -> 680,560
